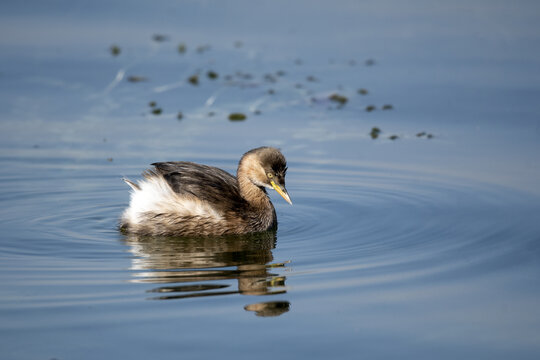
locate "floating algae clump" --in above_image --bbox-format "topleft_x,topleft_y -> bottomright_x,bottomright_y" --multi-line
370,127 -> 381,139
178,43 -> 187,54
382,104 -> 394,110
388,135 -> 399,140
127,76 -> 148,83
329,93 -> 348,106
207,71 -> 219,80
416,132 -> 434,139
152,34 -> 169,42
228,113 -> 247,121
152,108 -> 163,115
365,105 -> 376,112
357,88 -> 369,95
188,74 -> 199,86
110,45 -> 121,56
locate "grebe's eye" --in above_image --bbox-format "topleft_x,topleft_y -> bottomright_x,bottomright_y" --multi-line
267,173 -> 273,178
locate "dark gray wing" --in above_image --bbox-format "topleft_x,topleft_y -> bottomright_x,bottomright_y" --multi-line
151,161 -> 245,212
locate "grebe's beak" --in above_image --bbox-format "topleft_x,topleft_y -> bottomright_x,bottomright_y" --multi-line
271,180 -> 292,205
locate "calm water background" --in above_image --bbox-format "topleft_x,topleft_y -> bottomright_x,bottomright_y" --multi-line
1,0 -> 540,359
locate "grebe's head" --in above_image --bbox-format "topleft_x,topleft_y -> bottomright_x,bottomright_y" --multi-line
238,147 -> 292,205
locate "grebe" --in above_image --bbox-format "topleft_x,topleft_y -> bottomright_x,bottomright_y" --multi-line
120,147 -> 291,236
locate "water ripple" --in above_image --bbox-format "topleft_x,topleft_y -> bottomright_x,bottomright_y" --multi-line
1,157 -> 538,303
277,162 -> 539,287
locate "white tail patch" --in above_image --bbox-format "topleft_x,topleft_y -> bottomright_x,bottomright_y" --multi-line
121,175 -> 223,226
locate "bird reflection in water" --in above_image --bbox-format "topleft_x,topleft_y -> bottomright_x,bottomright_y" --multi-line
122,230 -> 290,316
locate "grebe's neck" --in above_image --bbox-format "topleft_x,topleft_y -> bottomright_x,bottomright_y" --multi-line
237,171 -> 271,209
237,158 -> 272,210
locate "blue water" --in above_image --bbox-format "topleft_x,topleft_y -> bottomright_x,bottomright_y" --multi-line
1,1 -> 540,359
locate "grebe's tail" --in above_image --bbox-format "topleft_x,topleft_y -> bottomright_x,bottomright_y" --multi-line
122,178 -> 141,191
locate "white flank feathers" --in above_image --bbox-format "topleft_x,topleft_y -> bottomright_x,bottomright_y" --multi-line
122,176 -> 223,226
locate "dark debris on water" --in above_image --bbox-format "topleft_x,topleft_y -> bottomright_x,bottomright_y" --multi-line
148,101 -> 162,115
110,45 -> 121,56
369,130 -> 435,141
109,37 -> 437,142
358,88 -> 369,95
370,127 -> 382,139
127,76 -> 148,83
152,34 -> 169,42
188,75 -> 199,86
417,132 -> 434,139
177,43 -> 187,54
228,113 -> 247,121
365,105 -> 376,112
329,93 -> 348,106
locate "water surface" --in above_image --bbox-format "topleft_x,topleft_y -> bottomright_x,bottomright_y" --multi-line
1,1 -> 540,359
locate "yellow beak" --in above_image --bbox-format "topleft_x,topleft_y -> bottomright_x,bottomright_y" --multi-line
271,180 -> 292,205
